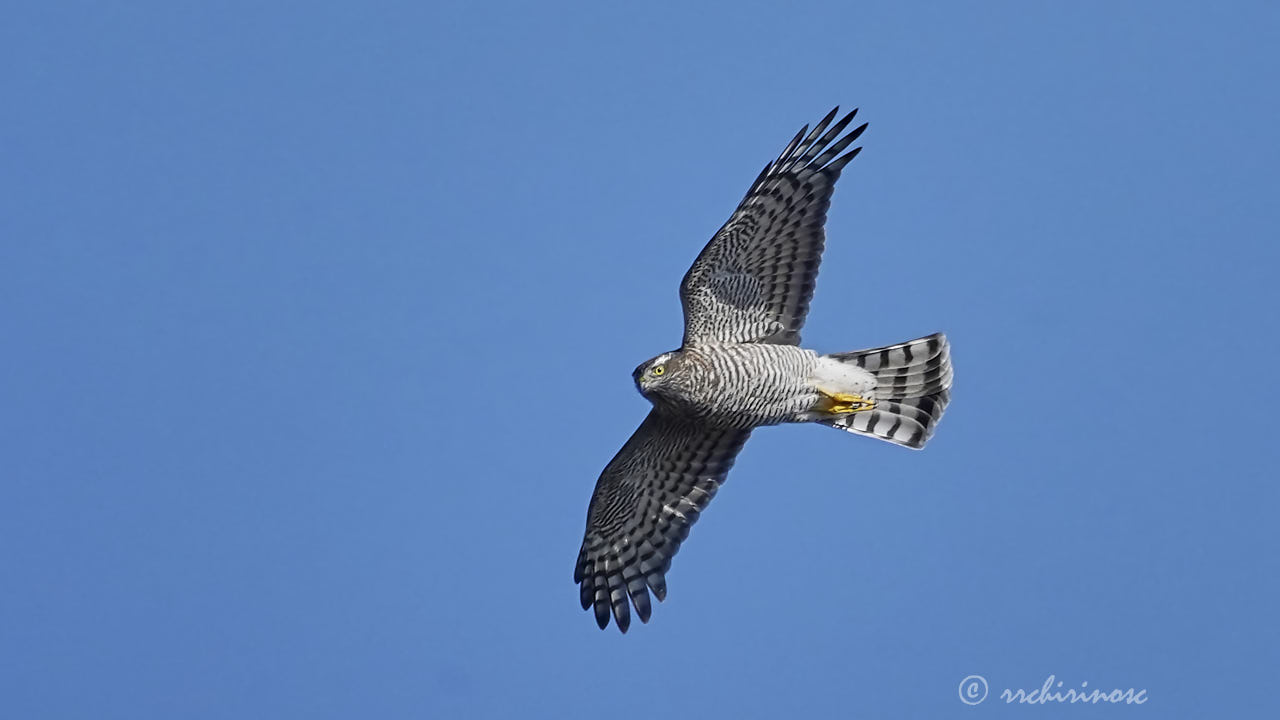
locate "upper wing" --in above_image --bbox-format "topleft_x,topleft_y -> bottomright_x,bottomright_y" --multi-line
574,411 -> 751,632
680,107 -> 867,346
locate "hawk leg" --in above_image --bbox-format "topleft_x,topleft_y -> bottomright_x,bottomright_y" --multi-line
815,388 -> 876,415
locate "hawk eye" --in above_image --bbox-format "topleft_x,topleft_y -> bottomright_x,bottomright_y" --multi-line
651,364 -> 666,376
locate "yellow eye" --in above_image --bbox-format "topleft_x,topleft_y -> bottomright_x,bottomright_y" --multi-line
651,365 -> 665,377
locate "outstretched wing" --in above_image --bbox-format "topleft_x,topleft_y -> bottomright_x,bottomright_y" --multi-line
575,411 -> 751,632
680,107 -> 867,346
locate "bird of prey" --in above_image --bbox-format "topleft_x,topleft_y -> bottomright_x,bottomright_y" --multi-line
574,108 -> 953,632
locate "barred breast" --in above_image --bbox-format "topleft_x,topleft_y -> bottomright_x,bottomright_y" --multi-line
680,343 -> 820,428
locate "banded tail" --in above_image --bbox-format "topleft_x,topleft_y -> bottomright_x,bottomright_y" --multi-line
820,333 -> 952,449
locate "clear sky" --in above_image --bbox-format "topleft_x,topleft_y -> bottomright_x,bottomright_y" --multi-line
3,2 -> 1278,718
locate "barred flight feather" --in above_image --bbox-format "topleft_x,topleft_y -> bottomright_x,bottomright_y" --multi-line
680,107 -> 867,347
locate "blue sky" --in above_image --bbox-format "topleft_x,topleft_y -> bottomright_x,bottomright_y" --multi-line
3,2 -> 1278,717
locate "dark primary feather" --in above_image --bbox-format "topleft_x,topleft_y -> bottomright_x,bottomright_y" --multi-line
574,411 -> 750,632
680,107 -> 867,347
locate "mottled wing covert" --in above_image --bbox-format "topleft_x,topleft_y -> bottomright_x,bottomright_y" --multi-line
575,412 -> 751,632
680,107 -> 867,346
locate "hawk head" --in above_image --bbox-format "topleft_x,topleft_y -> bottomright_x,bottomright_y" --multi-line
633,351 -> 683,401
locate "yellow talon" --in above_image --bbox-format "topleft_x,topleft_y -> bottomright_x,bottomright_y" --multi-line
817,389 -> 876,415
